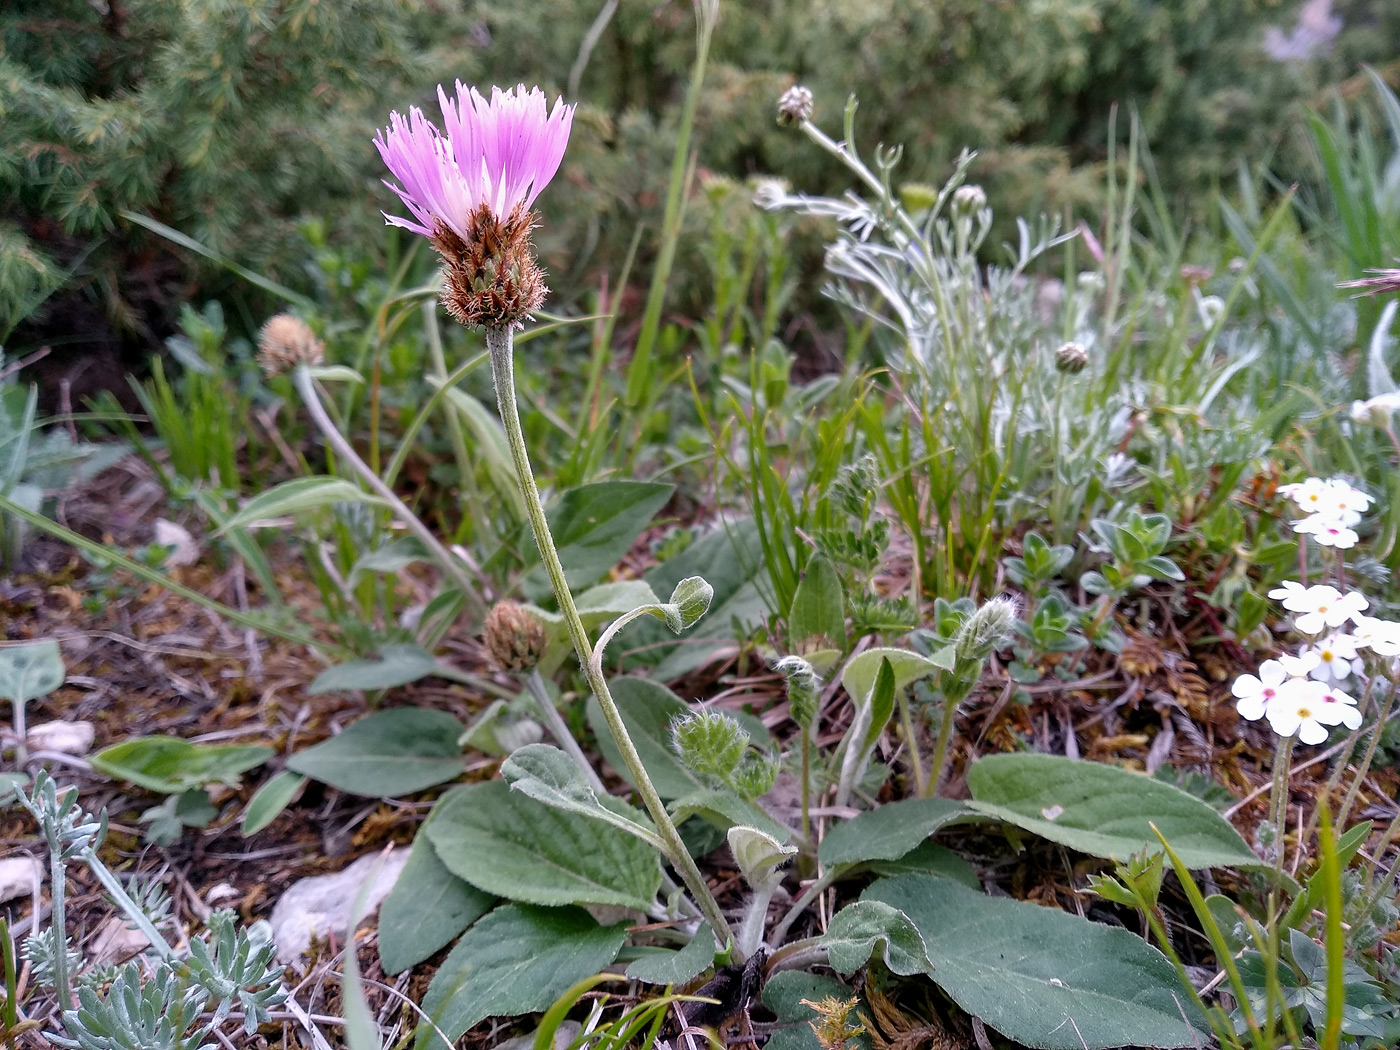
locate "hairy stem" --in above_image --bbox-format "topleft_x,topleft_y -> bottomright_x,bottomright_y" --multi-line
486,325 -> 735,951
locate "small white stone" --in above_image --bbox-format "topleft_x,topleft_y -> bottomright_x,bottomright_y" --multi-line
153,519 -> 200,567
269,849 -> 409,964
206,882 -> 241,906
0,856 -> 42,905
26,720 -> 96,756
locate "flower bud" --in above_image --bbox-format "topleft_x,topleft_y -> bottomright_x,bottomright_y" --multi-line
1055,341 -> 1090,374
777,85 -> 813,126
898,182 -> 940,214
954,595 -> 1017,663
1178,265 -> 1213,286
672,709 -> 749,782
257,314 -> 324,376
1350,393 -> 1400,428
776,655 -> 821,732
951,184 -> 987,214
484,601 -> 547,673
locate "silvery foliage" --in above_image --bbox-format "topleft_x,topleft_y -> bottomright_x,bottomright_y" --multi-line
19,772 -> 287,1049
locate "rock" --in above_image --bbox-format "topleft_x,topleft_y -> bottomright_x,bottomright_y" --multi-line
153,519 -> 200,567
269,849 -> 409,964
26,720 -> 96,756
0,856 -> 42,905
206,882 -> 241,906
88,915 -> 152,966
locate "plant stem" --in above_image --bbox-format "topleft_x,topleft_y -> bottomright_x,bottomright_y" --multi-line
897,693 -> 927,797
292,366 -> 486,622
524,671 -> 607,795
800,728 -> 812,844
486,325 -> 735,952
1269,734 -> 1295,875
926,685 -> 969,797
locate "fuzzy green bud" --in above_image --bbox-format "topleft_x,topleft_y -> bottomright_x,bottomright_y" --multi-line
951,184 -> 987,214
671,709 -> 750,783
776,655 -> 822,732
777,84 -> 813,126
954,595 -> 1017,664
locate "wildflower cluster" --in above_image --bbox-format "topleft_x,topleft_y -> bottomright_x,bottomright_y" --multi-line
1278,476 -> 1372,549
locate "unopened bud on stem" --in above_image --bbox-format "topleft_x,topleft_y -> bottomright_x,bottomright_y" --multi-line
777,85 -> 813,126
257,314 -> 324,376
484,601 -> 547,673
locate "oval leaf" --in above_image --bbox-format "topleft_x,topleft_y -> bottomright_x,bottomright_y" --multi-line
966,753 -> 1259,869
865,874 -> 1207,1049
308,644 -> 440,695
92,738 -> 271,794
824,899 -> 932,977
788,554 -> 847,652
287,709 -> 465,797
425,781 -> 661,910
0,640 -> 64,704
625,922 -> 718,985
417,904 -> 627,1050
501,743 -> 658,845
241,771 -> 306,835
220,476 -> 384,531
819,797 -> 969,868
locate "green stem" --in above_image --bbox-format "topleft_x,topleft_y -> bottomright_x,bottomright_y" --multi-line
926,686 -> 969,797
800,728 -> 812,844
897,693 -> 927,797
292,366 -> 486,622
486,325 -> 735,952
1269,734 -> 1294,877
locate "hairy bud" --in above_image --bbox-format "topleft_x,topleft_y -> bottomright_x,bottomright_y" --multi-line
1055,341 -> 1090,374
951,184 -> 987,214
433,204 -> 547,330
954,596 -> 1018,663
776,655 -> 822,732
484,601 -> 547,673
777,84 -> 814,126
257,314 -> 324,376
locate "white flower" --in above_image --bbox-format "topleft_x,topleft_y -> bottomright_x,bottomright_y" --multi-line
1268,583 -> 1368,635
1278,649 -> 1322,679
1324,479 -> 1372,519
1279,477 -> 1333,515
1293,514 -> 1359,549
1351,393 -> 1400,428
1265,678 -> 1341,744
1316,685 -> 1364,731
1232,660 -> 1289,721
1304,634 -> 1362,683
1353,615 -> 1400,657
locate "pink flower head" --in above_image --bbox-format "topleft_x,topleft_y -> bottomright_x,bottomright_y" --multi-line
375,83 -> 574,241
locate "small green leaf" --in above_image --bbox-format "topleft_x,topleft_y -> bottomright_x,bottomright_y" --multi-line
789,554 -> 847,652
728,825 -> 797,888
426,781 -> 662,910
241,771 -> 306,835
347,538 -> 429,587
501,744 -> 659,846
287,709 -> 465,797
840,647 -> 948,709
304,365 -> 364,384
0,640 -> 64,704
819,797 -> 969,868
862,657 -> 897,753
824,900 -> 932,976
308,644 -> 440,694
667,575 -> 714,631
220,476 -> 385,531
867,841 -> 980,888
668,789 -> 791,843
379,805 -> 494,975
92,738 -> 272,794
625,922 -> 718,984
416,904 -> 627,1050
966,753 -> 1259,869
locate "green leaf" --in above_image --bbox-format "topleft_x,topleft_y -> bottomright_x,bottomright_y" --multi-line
517,481 -> 673,599
762,972 -> 862,1050
240,771 -> 306,835
840,647 -> 950,708
425,781 -> 662,910
824,900 -> 931,976
304,364 -> 364,384
347,538 -> 429,587
379,806 -> 494,975
501,744 -> 660,846
417,904 -> 627,1050
308,644 -> 440,694
788,554 -> 847,652
865,874 -> 1207,1049
219,476 -> 385,531
0,640 -> 64,704
92,738 -> 272,794
966,753 -> 1259,869
0,771 -> 30,802
287,709 -> 465,797
863,657 -> 897,753
819,797 -> 969,868
669,789 -> 791,843
625,922 -> 718,984
867,841 -> 981,888
631,519 -> 773,680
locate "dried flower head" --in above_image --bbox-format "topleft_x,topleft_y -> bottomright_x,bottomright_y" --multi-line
1179,264 -> 1213,286
1339,268 -> 1400,297
777,85 -> 814,126
257,314 -> 324,376
376,83 -> 574,329
484,601 -> 547,673
1055,340 -> 1090,374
